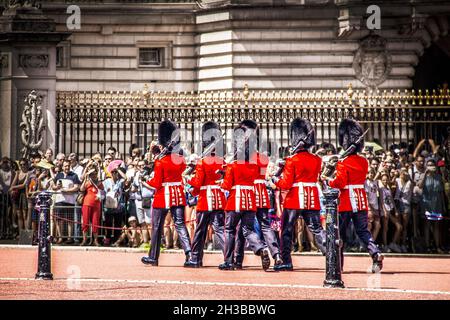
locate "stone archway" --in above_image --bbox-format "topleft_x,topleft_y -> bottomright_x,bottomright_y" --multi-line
411,16 -> 450,144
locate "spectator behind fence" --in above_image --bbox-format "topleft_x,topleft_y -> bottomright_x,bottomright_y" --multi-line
27,165 -> 52,244
103,167 -> 126,245
44,148 -> 54,164
51,160 -> 81,245
9,158 -> 30,238
26,152 -> 43,231
365,168 -> 381,243
395,168 -> 413,253
69,153 -> 83,181
113,216 -> 143,248
107,147 -> 117,161
0,157 -> 15,239
419,159 -> 447,253
80,165 -> 104,247
132,161 -> 154,245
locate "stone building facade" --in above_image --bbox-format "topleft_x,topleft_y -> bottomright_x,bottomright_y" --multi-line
44,0 -> 450,92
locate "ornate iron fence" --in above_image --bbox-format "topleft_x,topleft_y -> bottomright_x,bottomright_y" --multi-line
55,85 -> 450,159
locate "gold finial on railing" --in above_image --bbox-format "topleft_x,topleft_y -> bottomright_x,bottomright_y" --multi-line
142,83 -> 149,97
347,83 -> 354,109
243,83 -> 249,108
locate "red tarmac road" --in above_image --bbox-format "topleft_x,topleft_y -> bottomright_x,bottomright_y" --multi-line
0,246 -> 449,300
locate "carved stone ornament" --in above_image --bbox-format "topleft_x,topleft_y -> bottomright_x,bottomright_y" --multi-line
19,54 -> 49,69
19,90 -> 45,158
352,35 -> 392,88
0,54 -> 8,68
5,0 -> 41,11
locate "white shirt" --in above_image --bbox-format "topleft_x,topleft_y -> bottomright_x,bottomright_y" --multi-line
71,164 -> 84,181
0,169 -> 13,192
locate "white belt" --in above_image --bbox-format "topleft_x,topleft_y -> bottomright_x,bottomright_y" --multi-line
292,182 -> 318,209
201,184 -> 222,211
231,185 -> 254,190
343,184 -> 364,190
200,185 -> 221,190
344,184 -> 365,213
254,179 -> 266,184
163,182 -> 182,209
232,185 -> 254,213
162,182 -> 182,187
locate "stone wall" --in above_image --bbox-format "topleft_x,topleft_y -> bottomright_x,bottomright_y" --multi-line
37,1 -> 450,92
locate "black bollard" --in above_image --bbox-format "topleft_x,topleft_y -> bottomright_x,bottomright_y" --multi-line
323,188 -> 344,288
35,191 -> 53,280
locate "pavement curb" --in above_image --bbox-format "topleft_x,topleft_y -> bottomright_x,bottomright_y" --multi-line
1,244 -> 449,258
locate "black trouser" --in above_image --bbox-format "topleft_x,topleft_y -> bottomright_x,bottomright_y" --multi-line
234,208 -> 280,264
149,206 -> 191,261
234,222 -> 245,265
339,210 -> 381,268
224,211 -> 266,264
104,208 -> 125,241
190,210 -> 225,264
281,209 -> 326,265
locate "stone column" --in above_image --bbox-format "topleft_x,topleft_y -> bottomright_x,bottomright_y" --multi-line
0,4 -> 70,159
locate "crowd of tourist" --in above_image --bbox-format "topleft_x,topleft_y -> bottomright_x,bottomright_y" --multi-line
0,136 -> 449,254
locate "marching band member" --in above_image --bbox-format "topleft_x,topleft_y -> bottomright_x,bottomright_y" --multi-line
141,120 -> 192,267
326,119 -> 384,273
219,124 -> 271,271
272,118 -> 326,271
184,121 -> 226,268
236,120 -> 283,268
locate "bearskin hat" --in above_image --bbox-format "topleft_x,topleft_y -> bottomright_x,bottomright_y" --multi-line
201,121 -> 222,149
290,118 -> 315,150
240,119 -> 259,146
158,120 -> 180,149
338,118 -> 364,153
240,119 -> 258,130
233,125 -> 257,161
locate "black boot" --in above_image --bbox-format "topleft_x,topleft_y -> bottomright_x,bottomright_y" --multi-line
371,253 -> 384,273
219,262 -> 235,270
259,248 -> 271,271
141,256 -> 158,266
184,261 -> 201,268
183,251 -> 194,267
273,262 -> 293,271
233,262 -> 243,270
274,253 -> 283,267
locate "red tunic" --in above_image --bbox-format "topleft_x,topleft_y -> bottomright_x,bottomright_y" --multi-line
328,154 -> 369,213
187,155 -> 226,212
250,152 -> 271,209
221,160 -> 259,212
147,153 -> 186,209
275,151 -> 322,210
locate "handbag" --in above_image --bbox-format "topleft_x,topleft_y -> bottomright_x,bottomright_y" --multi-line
76,192 -> 85,206
142,197 -> 152,209
105,191 -> 119,209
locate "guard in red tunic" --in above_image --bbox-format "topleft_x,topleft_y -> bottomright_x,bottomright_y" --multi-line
219,124 -> 271,271
272,118 -> 326,271
232,120 -> 282,269
141,120 -> 192,267
327,119 -> 383,273
184,121 -> 226,268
